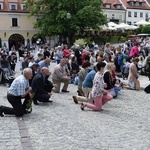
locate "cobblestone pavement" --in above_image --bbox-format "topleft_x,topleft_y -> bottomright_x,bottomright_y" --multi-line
0,62 -> 150,150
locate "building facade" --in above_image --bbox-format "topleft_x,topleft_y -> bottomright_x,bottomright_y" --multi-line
102,0 -> 150,25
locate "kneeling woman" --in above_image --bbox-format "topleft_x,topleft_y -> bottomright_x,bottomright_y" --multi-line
81,62 -> 113,111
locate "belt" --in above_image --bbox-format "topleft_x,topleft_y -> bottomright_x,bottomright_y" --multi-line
7,93 -> 15,96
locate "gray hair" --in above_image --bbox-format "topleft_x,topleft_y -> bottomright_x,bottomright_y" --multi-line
23,68 -> 32,75
41,67 -> 49,73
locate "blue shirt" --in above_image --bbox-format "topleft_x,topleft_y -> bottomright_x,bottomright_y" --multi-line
38,60 -> 50,68
8,75 -> 29,96
82,70 -> 96,88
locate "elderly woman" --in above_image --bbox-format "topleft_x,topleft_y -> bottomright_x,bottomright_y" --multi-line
80,62 -> 113,111
77,61 -> 91,96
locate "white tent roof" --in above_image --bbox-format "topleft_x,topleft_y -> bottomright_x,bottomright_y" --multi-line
134,20 -> 150,26
108,22 -> 117,27
115,23 -> 130,29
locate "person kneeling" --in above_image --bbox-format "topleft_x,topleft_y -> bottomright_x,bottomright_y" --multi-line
31,67 -> 55,105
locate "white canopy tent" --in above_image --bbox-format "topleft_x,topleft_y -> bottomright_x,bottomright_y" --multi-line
115,23 -> 130,29
134,20 -> 150,26
125,25 -> 138,30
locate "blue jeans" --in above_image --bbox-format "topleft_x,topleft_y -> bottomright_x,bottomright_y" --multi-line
114,86 -> 121,96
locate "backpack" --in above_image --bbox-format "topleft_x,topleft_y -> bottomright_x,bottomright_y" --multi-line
118,54 -> 123,66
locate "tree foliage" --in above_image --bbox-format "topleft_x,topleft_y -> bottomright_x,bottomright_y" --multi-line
24,0 -> 107,38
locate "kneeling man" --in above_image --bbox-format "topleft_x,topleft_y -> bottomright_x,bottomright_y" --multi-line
32,67 -> 54,105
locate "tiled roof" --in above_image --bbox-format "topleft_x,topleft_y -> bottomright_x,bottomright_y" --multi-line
102,0 -> 125,10
0,0 -> 29,13
121,0 -> 150,9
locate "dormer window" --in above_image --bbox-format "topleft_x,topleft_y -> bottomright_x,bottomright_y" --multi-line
141,2 -> 145,6
21,4 -> 26,10
135,2 -> 139,6
129,1 -> 134,6
0,3 -> 4,9
105,4 -> 111,8
116,5 -> 121,9
9,3 -> 17,10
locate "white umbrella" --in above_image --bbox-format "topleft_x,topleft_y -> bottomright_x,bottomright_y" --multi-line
115,23 -> 130,29
108,22 -> 117,27
134,20 -> 150,26
108,26 -> 117,30
125,25 -> 138,30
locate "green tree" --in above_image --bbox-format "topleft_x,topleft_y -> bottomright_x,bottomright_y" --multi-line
141,25 -> 150,34
24,0 -> 107,41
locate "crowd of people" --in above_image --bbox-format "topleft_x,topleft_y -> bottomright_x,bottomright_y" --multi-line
0,39 -> 150,117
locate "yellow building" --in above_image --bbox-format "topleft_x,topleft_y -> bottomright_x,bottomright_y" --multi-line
0,0 -> 41,50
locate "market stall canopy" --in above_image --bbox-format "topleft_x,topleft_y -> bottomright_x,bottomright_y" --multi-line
134,20 -> 150,26
115,23 -> 130,29
125,25 -> 138,30
108,22 -> 117,27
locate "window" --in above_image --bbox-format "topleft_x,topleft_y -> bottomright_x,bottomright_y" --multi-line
11,5 -> 16,10
129,2 -> 134,6
116,5 -> 121,9
141,2 -> 145,6
12,18 -> 18,27
119,15 -> 122,21
135,2 -> 139,6
9,3 -> 17,10
145,13 -> 148,18
105,4 -> 111,8
0,3 -> 4,9
21,4 -> 26,10
127,21 -> 131,25
112,14 -> 115,19
134,12 -> 137,17
140,12 -> 143,18
128,11 -> 131,17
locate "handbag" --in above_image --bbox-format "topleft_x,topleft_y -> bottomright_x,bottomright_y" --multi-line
135,79 -> 140,90
108,88 -> 116,97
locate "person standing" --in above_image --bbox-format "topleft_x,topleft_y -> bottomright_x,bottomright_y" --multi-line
0,68 -> 33,117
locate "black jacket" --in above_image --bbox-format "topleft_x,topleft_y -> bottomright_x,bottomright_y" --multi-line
31,73 -> 53,94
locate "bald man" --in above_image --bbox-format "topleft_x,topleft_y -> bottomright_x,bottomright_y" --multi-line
31,67 -> 54,105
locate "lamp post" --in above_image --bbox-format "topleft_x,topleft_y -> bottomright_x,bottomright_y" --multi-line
67,12 -> 71,48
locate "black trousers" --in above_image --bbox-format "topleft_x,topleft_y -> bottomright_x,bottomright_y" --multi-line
33,81 -> 53,103
2,94 -> 29,117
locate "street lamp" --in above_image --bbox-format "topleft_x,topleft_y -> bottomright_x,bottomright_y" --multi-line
67,12 -> 71,48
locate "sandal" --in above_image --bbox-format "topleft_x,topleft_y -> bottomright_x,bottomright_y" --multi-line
80,103 -> 86,111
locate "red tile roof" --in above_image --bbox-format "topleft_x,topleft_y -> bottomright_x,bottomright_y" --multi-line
102,0 -> 125,10
121,0 -> 150,9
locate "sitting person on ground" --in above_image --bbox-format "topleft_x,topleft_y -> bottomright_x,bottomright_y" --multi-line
72,63 -> 97,104
79,62 -> 113,111
52,59 -> 71,93
31,67 -> 55,105
77,61 -> 91,96
0,68 -> 33,117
